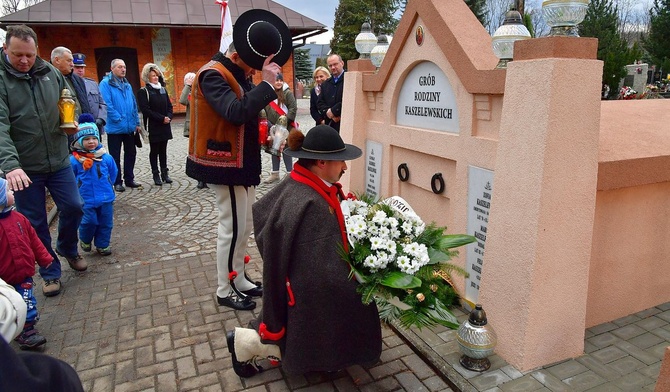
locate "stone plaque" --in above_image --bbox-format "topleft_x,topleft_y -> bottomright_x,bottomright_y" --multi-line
365,140 -> 383,198
396,61 -> 459,133
465,166 -> 494,304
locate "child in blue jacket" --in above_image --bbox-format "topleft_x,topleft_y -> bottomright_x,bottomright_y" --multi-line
70,114 -> 118,256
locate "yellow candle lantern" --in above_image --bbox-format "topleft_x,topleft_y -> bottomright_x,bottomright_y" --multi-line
58,88 -> 77,134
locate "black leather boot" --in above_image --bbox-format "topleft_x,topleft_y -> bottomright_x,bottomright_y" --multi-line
152,171 -> 162,186
161,169 -> 172,184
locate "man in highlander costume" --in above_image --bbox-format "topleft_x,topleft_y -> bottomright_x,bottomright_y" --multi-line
226,125 -> 382,377
186,8 -> 288,310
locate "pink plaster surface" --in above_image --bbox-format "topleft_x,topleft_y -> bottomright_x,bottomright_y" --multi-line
657,347 -> 670,392
587,182 -> 670,327
597,100 -> 670,190
340,0 -> 670,374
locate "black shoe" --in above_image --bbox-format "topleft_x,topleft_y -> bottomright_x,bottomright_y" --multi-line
114,184 -> 125,192
15,329 -> 46,350
226,330 -> 262,378
217,295 -> 256,310
161,172 -> 172,184
241,286 -> 263,298
126,181 -> 142,188
196,181 -> 208,189
153,173 -> 162,186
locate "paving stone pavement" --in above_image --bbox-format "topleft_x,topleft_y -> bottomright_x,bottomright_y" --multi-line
17,99 -> 667,391
16,100 -> 456,392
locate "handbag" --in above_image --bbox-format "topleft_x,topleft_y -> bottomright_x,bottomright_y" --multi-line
134,131 -> 142,148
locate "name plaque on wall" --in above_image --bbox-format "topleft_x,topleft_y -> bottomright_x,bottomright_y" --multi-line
151,28 -> 176,102
365,140 -> 383,198
465,166 -> 494,304
396,61 -> 459,133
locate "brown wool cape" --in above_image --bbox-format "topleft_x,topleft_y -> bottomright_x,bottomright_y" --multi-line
252,164 -> 382,374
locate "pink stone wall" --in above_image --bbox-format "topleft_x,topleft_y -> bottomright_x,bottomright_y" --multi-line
339,0 -> 670,373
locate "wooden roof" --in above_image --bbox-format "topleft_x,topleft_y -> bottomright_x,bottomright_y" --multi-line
0,0 -> 327,40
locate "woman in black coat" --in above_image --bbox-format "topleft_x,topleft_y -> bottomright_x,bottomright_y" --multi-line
138,63 -> 173,186
309,66 -> 330,126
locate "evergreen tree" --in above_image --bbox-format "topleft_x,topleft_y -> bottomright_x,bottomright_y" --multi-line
579,0 -> 637,97
331,0 -> 400,63
464,0 -> 488,27
315,57 -> 328,69
643,0 -> 670,74
293,49 -> 313,81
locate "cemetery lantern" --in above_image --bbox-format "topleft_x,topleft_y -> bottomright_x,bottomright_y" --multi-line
491,9 -> 531,69
355,23 -> 377,60
542,0 -> 589,37
58,88 -> 78,134
457,304 -> 498,372
370,35 -> 390,69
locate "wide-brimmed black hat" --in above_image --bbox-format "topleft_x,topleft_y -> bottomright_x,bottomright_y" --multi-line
233,9 -> 292,71
284,125 -> 363,161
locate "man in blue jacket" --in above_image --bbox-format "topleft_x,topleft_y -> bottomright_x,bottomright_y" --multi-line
99,59 -> 142,192
0,25 -> 86,297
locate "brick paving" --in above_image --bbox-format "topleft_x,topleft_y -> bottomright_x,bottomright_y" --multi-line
14,100 -> 667,391
16,102 -> 455,392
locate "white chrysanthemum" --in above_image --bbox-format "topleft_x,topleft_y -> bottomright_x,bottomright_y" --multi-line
367,224 -> 380,236
387,217 -> 399,228
376,252 -> 390,269
384,239 -> 397,256
370,236 -> 385,250
378,226 -> 390,238
403,242 -> 420,255
363,254 -> 380,271
414,222 -> 426,236
372,210 -> 387,224
390,227 -> 401,239
401,221 -> 414,234
396,255 -> 412,273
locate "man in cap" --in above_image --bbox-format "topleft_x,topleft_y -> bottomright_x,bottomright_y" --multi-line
225,125 -> 382,378
186,9 -> 287,311
0,25 -> 86,298
72,53 -> 107,134
51,47 -> 91,121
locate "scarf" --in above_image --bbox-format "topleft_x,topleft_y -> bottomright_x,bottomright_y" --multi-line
149,82 -> 161,89
290,163 -> 348,252
72,146 -> 107,170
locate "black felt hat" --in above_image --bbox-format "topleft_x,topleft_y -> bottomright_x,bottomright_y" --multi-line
284,125 -> 362,161
232,9 -> 292,70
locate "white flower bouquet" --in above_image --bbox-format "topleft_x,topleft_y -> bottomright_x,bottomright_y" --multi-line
340,194 -> 476,329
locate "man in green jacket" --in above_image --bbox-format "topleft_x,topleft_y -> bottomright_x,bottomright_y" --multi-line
0,25 -> 86,297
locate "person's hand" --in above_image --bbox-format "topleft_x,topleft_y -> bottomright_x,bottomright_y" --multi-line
332,116 -> 341,123
184,72 -> 196,86
163,117 -> 171,124
6,168 -> 31,191
136,125 -> 142,133
326,109 -> 334,119
261,54 -> 281,85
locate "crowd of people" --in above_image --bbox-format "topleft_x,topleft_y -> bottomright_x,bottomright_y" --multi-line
0,9 -> 379,385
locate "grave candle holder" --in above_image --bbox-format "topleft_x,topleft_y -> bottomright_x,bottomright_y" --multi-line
542,0 -> 589,37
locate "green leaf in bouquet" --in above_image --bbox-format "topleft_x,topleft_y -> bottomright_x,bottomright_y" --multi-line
435,234 -> 477,250
426,248 -> 452,264
380,271 -> 422,289
426,298 -> 460,329
359,282 -> 379,305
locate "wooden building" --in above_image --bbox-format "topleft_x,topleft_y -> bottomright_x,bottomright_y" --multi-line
0,0 -> 326,112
